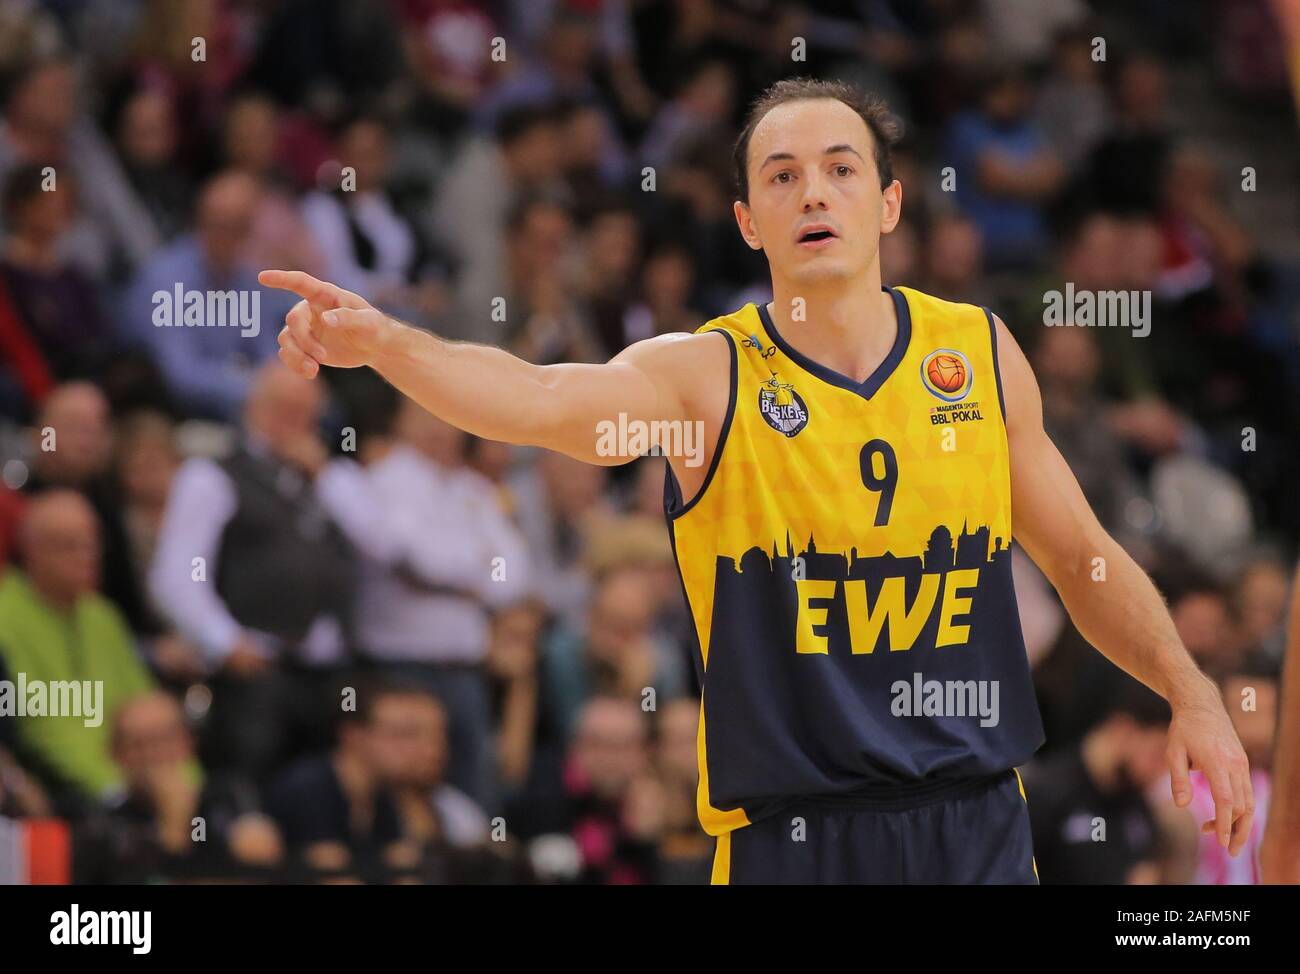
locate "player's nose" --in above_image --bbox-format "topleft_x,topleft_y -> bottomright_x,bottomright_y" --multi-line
799,172 -> 830,212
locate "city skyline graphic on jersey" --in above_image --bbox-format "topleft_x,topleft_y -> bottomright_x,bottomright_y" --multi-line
710,521 -> 1012,657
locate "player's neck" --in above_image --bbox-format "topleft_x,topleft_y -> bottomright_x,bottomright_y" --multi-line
767,266 -> 897,384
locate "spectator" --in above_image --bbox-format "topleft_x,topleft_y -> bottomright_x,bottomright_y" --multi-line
472,12 -> 610,133
562,696 -> 658,884
1022,679 -> 1171,884
355,398 -> 532,806
110,410 -> 208,681
1170,585 -> 1238,679
266,682 -> 409,879
486,599 -> 548,793
110,411 -> 181,630
946,65 -> 1064,270
395,0 -> 501,137
1034,29 -> 1111,177
0,269 -> 53,420
121,169 -> 288,421
1030,327 -> 1145,540
1230,554 -> 1291,661
147,363 -> 373,779
620,241 -> 704,342
21,382 -> 155,635
219,92 -> 325,277
1086,54 -> 1172,216
244,0 -> 405,127
559,100 -> 631,197
0,56 -> 159,280
381,689 -> 491,852
113,86 -> 193,244
540,563 -> 688,745
502,195 -> 599,365
574,201 -> 643,357
464,435 -> 523,517
0,490 -> 154,804
510,449 -> 613,628
76,690 -> 282,883
638,61 -> 736,172
653,697 -> 711,884
432,104 -> 567,343
301,115 -> 445,319
978,0 -> 1088,68
919,212 -> 992,308
1,164 -> 118,388
265,681 -> 494,879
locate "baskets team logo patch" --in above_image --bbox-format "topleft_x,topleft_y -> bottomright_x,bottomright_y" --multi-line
759,375 -> 809,437
920,348 -> 974,402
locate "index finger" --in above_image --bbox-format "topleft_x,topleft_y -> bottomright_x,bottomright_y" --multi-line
258,269 -> 335,303
259,269 -> 369,311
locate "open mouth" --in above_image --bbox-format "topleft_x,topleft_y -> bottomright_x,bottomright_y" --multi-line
798,227 -> 837,244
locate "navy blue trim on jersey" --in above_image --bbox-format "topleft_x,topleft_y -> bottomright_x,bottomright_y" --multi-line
983,307 -> 1007,421
663,509 -> 707,691
664,328 -> 737,521
755,286 -> 913,401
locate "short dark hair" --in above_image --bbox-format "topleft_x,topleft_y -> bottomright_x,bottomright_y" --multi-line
334,676 -> 443,741
732,78 -> 901,203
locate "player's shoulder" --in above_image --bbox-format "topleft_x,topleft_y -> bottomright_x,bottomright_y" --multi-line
692,302 -> 763,342
895,284 -> 993,333
615,307 -> 750,368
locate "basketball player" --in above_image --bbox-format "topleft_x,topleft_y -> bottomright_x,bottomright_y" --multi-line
263,79 -> 1253,884
1262,568 -> 1300,883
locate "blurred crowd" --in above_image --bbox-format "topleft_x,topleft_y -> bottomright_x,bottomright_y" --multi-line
0,0 -> 1297,884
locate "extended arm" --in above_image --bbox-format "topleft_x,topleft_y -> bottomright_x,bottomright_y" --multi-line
258,270 -> 725,467
995,314 -> 1254,856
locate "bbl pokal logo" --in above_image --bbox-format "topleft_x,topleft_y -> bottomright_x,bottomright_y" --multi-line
920,348 -> 973,402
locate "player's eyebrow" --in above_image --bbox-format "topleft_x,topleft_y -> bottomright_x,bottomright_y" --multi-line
759,151 -> 796,169
760,145 -> 864,169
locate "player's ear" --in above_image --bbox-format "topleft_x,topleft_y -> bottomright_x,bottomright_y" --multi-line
879,179 -> 903,234
734,200 -> 763,251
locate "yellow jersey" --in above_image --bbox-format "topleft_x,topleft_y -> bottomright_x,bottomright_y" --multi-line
665,285 -> 1045,836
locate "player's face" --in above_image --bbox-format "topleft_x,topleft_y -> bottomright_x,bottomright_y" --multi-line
735,99 -> 901,287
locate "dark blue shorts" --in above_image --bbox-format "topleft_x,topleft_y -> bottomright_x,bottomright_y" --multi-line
711,769 -> 1038,884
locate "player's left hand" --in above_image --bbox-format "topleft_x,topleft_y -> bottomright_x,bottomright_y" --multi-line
1166,685 -> 1254,856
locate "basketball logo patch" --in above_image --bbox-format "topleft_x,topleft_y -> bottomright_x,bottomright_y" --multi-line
759,375 -> 809,437
920,348 -> 973,402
